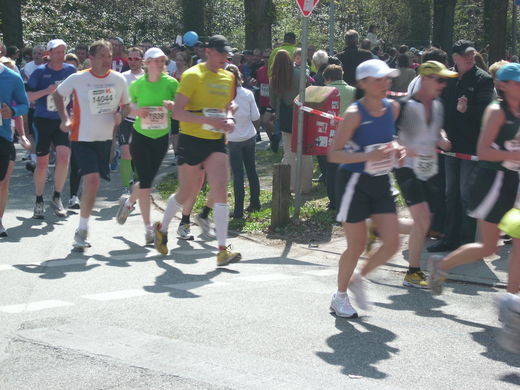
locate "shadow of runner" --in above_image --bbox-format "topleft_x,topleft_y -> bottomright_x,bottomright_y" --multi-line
316,318 -> 398,379
14,251 -> 102,279
3,216 -> 59,243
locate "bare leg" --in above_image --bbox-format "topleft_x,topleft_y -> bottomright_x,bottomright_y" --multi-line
361,213 -> 400,276
0,161 -> 15,218
53,145 -> 70,193
80,173 -> 100,219
406,202 -> 432,267
338,221 -> 366,292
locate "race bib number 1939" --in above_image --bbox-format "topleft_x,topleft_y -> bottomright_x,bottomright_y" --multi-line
88,88 -> 118,115
141,106 -> 168,130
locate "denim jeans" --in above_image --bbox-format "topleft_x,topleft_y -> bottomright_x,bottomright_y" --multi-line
228,136 -> 261,217
443,156 -> 477,245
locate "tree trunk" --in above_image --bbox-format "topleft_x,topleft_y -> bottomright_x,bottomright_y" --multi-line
182,0 -> 206,37
432,0 -> 456,52
244,0 -> 274,50
407,0 -> 432,48
483,0 -> 508,63
0,0 -> 24,49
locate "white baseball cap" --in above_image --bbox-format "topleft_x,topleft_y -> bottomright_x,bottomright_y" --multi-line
47,39 -> 66,51
356,59 -> 400,81
144,47 -> 166,60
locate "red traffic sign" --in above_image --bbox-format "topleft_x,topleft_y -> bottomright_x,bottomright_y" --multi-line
295,0 -> 320,17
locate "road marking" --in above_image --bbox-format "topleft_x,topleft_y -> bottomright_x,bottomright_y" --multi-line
163,281 -> 229,291
81,289 -> 151,301
0,300 -> 73,313
39,258 -> 97,268
237,273 -> 301,282
302,268 -> 337,276
0,265 -> 14,272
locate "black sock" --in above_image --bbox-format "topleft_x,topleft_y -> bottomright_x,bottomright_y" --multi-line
36,195 -> 43,203
53,191 -> 60,200
200,206 -> 212,219
408,267 -> 421,274
181,214 -> 190,224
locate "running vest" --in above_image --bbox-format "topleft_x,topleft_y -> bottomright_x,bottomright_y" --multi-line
341,98 -> 396,174
480,100 -> 520,171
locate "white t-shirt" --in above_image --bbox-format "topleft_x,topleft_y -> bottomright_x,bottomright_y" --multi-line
227,87 -> 260,143
122,70 -> 144,120
167,61 -> 177,77
57,69 -> 130,142
23,61 -> 39,80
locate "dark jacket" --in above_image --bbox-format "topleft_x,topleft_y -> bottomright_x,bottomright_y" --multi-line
443,65 -> 494,155
336,45 -> 373,86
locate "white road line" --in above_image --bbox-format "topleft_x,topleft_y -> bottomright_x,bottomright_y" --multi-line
0,300 -> 74,314
236,273 -> 301,282
81,289 -> 151,301
0,265 -> 14,272
302,268 -> 337,276
163,281 -> 229,291
39,258 -> 97,268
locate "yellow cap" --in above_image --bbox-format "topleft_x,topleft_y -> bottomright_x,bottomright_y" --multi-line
418,61 -> 458,78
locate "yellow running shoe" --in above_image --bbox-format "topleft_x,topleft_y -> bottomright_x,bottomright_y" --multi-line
217,246 -> 241,266
403,271 -> 428,289
153,222 -> 168,255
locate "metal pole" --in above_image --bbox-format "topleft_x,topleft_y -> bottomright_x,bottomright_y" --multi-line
513,0 -> 518,56
328,0 -> 335,55
293,15 -> 309,221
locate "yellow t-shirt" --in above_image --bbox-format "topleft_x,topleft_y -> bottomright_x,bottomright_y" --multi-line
177,63 -> 235,140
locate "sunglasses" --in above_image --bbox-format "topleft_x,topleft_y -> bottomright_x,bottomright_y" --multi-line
426,75 -> 448,84
128,57 -> 142,61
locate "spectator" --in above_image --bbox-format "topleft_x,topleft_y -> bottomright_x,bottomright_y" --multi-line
337,30 -> 373,88
268,32 -> 297,75
475,51 -> 489,72
391,54 -> 416,92
74,44 -> 88,69
312,49 -> 329,86
366,25 -> 381,49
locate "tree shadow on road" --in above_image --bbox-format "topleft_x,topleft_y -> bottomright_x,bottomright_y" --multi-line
315,318 -> 398,379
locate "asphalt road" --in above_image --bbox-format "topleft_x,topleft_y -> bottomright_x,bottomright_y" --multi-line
1,147 -> 519,390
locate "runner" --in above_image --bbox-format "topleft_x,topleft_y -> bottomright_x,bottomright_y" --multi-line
115,47 -> 179,245
153,35 -> 241,266
0,58 -> 30,237
119,47 -> 145,195
328,59 -> 403,318
53,40 -> 130,250
428,62 -> 520,295
27,39 -> 76,219
394,61 -> 457,288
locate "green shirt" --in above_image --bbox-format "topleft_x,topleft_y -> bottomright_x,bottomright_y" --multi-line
268,43 -> 298,76
129,72 -> 179,138
326,80 -> 356,116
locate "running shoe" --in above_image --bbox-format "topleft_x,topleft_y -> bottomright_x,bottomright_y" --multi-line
498,293 -> 520,353
330,293 -> 358,318
116,195 -> 132,225
427,255 -> 446,295
145,229 -> 154,246
216,245 -> 241,266
25,160 -> 36,173
73,228 -> 91,249
121,187 -> 130,196
403,271 -> 429,289
50,197 -> 67,217
177,223 -> 194,240
0,221 -> 7,238
348,272 -> 371,310
154,222 -> 168,255
68,195 -> 80,210
32,201 -> 45,219
195,214 -> 216,238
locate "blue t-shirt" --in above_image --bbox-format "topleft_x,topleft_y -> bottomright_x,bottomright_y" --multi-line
27,63 -> 76,120
0,64 -> 29,142
341,98 -> 396,173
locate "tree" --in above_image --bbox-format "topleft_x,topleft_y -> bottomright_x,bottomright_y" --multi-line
407,0 -> 432,48
244,0 -> 274,49
483,0 -> 508,63
0,0 -> 24,49
432,0 -> 456,51
182,0 -> 206,37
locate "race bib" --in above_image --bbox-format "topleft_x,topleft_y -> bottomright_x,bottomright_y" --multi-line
46,81 -> 70,112
364,142 -> 396,176
413,154 -> 438,180
140,106 -> 168,130
202,108 -> 226,133
88,88 -> 118,115
503,140 -> 520,172
260,83 -> 269,97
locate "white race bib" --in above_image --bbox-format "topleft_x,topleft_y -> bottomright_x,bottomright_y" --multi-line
364,142 -> 396,176
140,106 -> 168,130
202,108 -> 226,133
413,154 -> 438,180
503,140 -> 520,172
260,83 -> 269,97
88,88 -> 118,115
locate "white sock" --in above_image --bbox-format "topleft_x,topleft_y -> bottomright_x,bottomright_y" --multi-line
125,198 -> 133,208
214,203 -> 229,248
31,153 -> 36,162
161,193 -> 181,233
79,217 -> 89,231
336,291 -> 347,298
145,224 -> 153,232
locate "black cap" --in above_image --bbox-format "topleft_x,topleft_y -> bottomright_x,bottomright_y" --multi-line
452,40 -> 475,56
206,35 -> 232,54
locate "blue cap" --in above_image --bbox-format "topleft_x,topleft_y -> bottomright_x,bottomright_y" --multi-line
497,62 -> 520,82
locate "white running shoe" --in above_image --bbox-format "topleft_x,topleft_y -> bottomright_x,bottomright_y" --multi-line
68,195 -> 80,209
330,293 -> 358,318
0,221 -> 7,238
498,293 -> 520,353
145,229 -> 154,246
116,195 -> 132,225
177,223 -> 194,240
73,229 -> 91,249
194,214 -> 216,238
348,272 -> 371,311
33,201 -> 45,219
50,197 -> 67,217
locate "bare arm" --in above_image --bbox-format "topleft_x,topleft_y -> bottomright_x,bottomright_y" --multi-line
27,84 -> 57,103
53,91 -> 71,133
